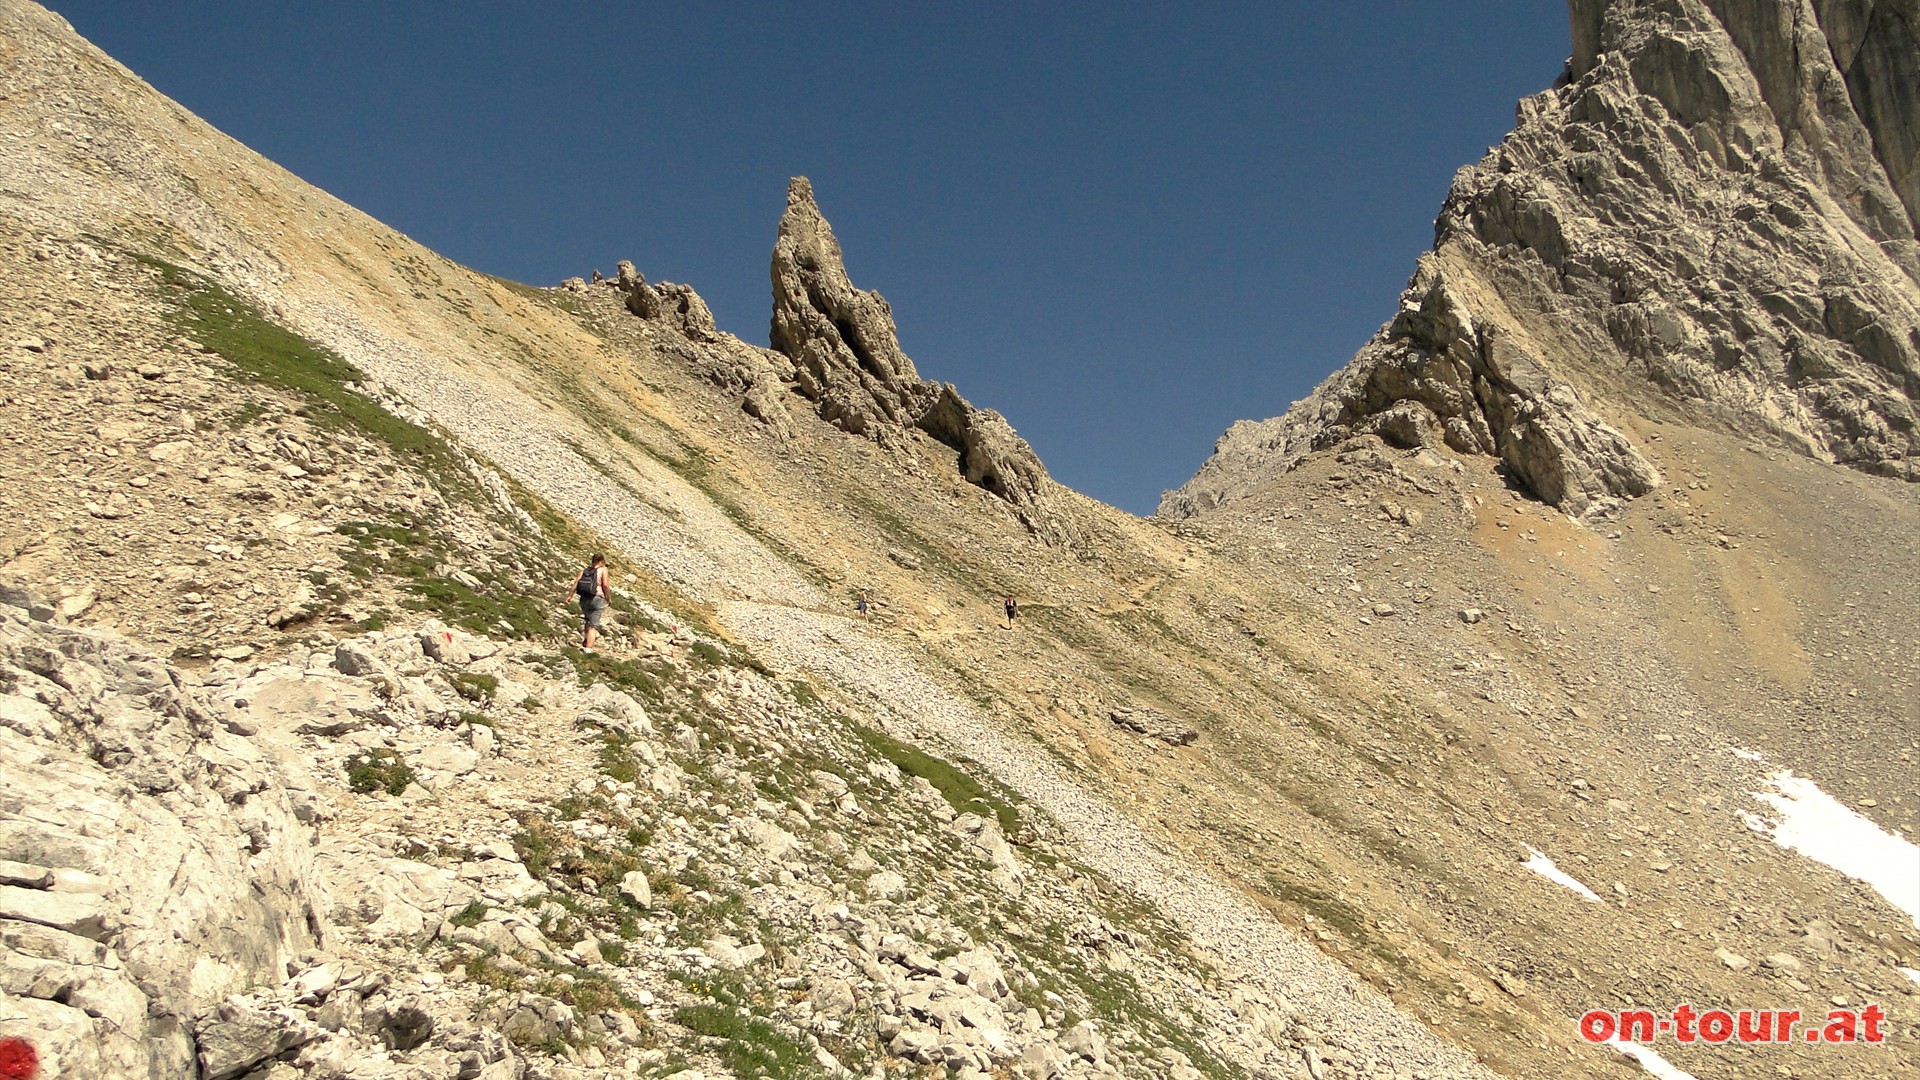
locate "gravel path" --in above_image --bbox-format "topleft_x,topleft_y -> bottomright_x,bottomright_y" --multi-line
720,599 -> 1500,1080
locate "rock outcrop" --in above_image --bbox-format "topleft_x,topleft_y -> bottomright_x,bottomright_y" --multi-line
770,177 -> 929,439
614,257 -> 802,438
769,178 -> 1075,541
1165,0 -> 1920,520
0,594 -> 322,1077
610,179 -> 1074,540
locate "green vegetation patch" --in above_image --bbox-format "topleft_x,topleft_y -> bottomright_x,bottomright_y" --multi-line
598,735 -> 645,784
565,645 -> 668,699
511,811 -> 642,895
134,252 -> 476,499
335,519 -> 555,639
852,725 -> 1022,835
450,670 -> 499,703
672,1001 -> 827,1080
345,748 -> 414,795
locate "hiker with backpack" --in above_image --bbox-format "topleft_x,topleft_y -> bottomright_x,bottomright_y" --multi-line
566,554 -> 610,651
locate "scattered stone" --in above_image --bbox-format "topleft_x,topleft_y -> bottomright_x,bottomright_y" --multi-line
1491,970 -> 1528,998
334,640 -> 379,676
617,870 -> 651,909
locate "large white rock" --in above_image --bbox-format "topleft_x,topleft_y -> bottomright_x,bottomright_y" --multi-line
617,870 -> 651,909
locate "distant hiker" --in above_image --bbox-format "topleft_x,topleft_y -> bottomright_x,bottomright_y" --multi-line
1004,594 -> 1018,630
855,591 -> 870,620
568,554 -> 610,651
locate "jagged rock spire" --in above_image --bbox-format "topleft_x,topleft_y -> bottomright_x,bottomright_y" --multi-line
769,177 -> 1076,542
770,177 -> 926,436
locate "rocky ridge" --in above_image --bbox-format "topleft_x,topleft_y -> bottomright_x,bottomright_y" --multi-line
1165,0 -> 1920,520
766,178 -> 1073,544
581,178 -> 1076,545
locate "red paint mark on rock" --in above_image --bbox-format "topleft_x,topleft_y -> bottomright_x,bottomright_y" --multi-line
0,1037 -> 39,1080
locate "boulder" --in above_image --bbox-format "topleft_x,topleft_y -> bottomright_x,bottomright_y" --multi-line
418,624 -> 471,665
333,640 -> 379,677
1109,706 -> 1200,746
580,684 -> 651,736
194,998 -> 319,1080
703,934 -> 766,969
1063,1020 -> 1107,1063
617,870 -> 651,909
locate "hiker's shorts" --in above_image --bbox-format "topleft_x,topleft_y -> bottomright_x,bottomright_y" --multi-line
582,595 -> 606,629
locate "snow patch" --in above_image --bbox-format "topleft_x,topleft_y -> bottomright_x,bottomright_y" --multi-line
1729,747 -> 1766,762
1901,967 -> 1920,989
1740,771 -> 1919,929
1521,844 -> 1604,903
1608,1038 -> 1700,1080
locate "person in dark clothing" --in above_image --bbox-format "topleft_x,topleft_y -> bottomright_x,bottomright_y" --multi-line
567,554 -> 610,651
1004,594 -> 1018,630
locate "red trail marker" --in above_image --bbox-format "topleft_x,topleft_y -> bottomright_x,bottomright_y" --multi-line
0,1037 -> 39,1080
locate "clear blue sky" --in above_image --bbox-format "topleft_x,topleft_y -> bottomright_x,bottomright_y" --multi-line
54,1 -> 1570,514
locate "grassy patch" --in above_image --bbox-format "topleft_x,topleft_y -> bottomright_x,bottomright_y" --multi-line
462,954 -> 522,992
564,645 -> 670,699
134,252 -> 476,500
345,748 -> 414,795
598,736 -> 644,784
672,1002 -> 826,1080
334,519 -> 555,639
513,821 -> 562,878
449,900 -> 488,928
684,638 -> 770,675
450,670 -> 499,703
852,725 -> 1021,834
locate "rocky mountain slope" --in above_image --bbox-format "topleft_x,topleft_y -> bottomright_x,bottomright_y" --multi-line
3,2 -> 1918,1080
1165,0 -> 1919,520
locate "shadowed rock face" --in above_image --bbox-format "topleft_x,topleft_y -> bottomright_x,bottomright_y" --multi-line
1166,0 -> 1920,521
769,177 -> 1075,542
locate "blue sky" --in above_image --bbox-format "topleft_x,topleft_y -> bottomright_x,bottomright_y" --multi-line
55,2 -> 1570,514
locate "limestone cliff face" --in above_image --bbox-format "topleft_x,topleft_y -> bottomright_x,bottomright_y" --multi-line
1165,0 -> 1920,520
768,178 -> 1075,541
